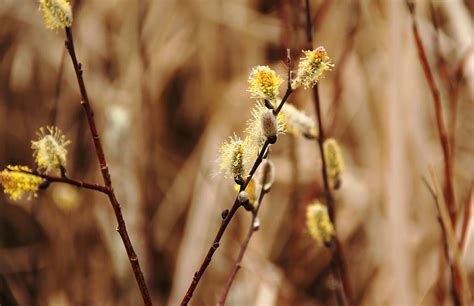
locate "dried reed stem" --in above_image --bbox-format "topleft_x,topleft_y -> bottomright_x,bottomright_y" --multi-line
181,54 -> 293,306
459,186 -> 472,250
64,27 -> 152,306
406,1 -> 456,223
304,0 -> 352,305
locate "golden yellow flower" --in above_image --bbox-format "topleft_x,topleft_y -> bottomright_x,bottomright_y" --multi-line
292,47 -> 334,89
0,166 -> 44,200
306,201 -> 334,246
40,0 -> 73,30
281,103 -> 318,138
31,126 -> 70,174
218,135 -> 254,179
324,138 -> 344,190
248,66 -> 283,102
245,102 -> 285,149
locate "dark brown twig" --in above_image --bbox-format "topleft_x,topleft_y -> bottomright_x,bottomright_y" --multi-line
304,0 -> 352,305
218,171 -> 270,306
181,55 -> 294,306
64,27 -> 152,306
406,0 -> 456,224
7,167 -> 110,194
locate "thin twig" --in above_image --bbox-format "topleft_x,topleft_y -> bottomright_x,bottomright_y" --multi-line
304,0 -> 352,305
426,167 -> 470,306
64,27 -> 152,306
218,170 -> 270,306
406,0 -> 456,224
180,55 -> 294,306
7,167 -> 110,194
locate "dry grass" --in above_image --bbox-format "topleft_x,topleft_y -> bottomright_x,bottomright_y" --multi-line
0,0 -> 473,305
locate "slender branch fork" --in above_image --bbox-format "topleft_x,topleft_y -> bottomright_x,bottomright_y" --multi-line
63,27 -> 152,306
218,158 -> 272,305
6,167 -> 110,194
180,53 -> 293,306
304,0 -> 352,305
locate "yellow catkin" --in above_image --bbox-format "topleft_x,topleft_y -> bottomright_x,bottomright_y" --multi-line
0,166 -> 44,200
306,201 -> 335,246
323,138 -> 344,190
248,66 -> 283,102
40,0 -> 73,30
31,126 -> 70,174
292,47 -> 334,89
218,135 -> 254,179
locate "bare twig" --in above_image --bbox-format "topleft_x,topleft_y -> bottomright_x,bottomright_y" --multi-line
407,0 -> 456,224
7,167 -> 110,194
64,27 -> 152,306
218,169 -> 270,306
425,167 -> 471,306
304,0 -> 352,305
181,55 -> 294,306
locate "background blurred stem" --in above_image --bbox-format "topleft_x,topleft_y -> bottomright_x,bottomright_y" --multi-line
406,1 -> 456,224
64,27 -> 152,306
304,0 -> 352,305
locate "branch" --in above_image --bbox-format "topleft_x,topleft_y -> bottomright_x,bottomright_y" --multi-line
180,56 -> 294,306
304,0 -> 352,305
218,179 -> 270,306
407,0 -> 456,224
7,167 -> 110,194
426,167 -> 471,306
64,27 -> 152,306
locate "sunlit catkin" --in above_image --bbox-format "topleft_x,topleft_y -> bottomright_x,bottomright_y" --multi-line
40,0 -> 73,30
248,66 -> 283,102
306,201 -> 335,246
323,138 -> 344,190
218,135 -> 253,180
0,166 -> 44,200
31,126 -> 70,174
292,47 -> 334,90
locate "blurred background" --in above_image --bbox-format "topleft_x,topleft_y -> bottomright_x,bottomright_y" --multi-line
0,0 -> 473,305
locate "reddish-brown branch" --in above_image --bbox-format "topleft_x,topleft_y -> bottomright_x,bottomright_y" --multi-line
218,185 -> 268,306
64,27 -> 152,306
423,171 -> 468,306
181,57 -> 294,305
304,0 -> 352,305
407,1 -> 456,224
218,157 -> 272,306
7,167 -> 110,194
